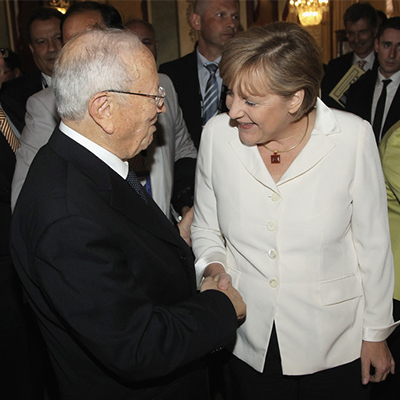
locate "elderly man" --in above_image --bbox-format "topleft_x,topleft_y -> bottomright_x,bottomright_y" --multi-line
1,7 -> 63,132
10,29 -> 245,400
159,0 -> 239,149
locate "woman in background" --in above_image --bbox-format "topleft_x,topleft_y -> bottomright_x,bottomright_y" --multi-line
192,22 -> 398,400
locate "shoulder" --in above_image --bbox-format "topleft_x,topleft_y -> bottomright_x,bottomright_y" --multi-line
1,70 -> 42,97
326,52 -> 353,70
159,51 -> 196,73
201,113 -> 235,145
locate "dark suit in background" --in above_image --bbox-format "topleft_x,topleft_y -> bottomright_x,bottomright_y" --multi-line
1,69 -> 43,133
345,68 -> 400,143
321,52 -> 354,109
159,51 -> 228,149
0,116 -> 47,399
11,127 -> 238,400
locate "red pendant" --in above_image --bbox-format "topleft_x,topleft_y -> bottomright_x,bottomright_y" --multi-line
271,153 -> 280,163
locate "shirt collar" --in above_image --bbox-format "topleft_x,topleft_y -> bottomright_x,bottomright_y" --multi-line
59,121 -> 129,179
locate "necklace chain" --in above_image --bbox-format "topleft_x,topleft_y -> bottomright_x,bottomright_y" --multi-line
264,115 -> 309,164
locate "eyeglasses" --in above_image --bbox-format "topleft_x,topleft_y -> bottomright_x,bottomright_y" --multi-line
0,48 -> 9,59
106,86 -> 166,108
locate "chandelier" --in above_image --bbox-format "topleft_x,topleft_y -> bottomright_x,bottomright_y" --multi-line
48,0 -> 71,14
289,0 -> 329,27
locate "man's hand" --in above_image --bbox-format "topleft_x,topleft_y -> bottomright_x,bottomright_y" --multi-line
177,206 -> 193,246
200,276 -> 246,321
361,340 -> 395,384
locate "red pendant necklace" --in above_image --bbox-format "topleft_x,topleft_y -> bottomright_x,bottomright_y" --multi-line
264,115 -> 309,164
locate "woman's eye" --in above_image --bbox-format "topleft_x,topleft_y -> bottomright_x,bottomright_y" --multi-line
245,100 -> 257,107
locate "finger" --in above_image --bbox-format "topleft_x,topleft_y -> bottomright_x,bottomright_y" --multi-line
217,273 -> 231,290
361,360 -> 371,385
391,358 -> 395,375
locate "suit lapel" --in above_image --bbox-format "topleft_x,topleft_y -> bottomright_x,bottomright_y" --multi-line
49,128 -> 186,251
383,83 -> 400,136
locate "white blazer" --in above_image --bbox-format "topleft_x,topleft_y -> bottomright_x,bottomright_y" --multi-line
11,74 -> 197,216
192,99 -> 399,375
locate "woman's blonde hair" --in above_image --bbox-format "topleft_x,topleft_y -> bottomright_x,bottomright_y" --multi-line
220,22 -> 323,120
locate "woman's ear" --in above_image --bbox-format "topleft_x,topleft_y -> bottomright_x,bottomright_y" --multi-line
88,92 -> 115,134
289,90 -> 305,114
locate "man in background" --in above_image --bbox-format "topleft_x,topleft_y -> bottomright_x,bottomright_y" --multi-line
159,0 -> 239,149
125,18 -> 197,243
346,17 -> 400,144
11,1 -> 122,210
321,2 -> 378,109
0,48 -> 21,89
1,7 -> 63,132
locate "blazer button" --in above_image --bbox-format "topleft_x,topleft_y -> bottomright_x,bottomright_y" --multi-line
268,249 -> 278,259
271,193 -> 281,203
269,278 -> 279,288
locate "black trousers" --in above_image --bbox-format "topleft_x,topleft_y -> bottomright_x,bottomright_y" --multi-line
370,298 -> 400,400
223,325 -> 369,400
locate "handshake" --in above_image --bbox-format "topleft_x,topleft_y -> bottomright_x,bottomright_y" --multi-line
200,263 -> 246,321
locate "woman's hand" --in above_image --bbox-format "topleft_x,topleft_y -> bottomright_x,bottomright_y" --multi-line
361,340 -> 395,384
203,262 -> 231,290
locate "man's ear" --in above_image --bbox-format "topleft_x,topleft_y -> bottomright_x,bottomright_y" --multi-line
88,92 -> 115,134
190,12 -> 201,32
288,90 -> 305,114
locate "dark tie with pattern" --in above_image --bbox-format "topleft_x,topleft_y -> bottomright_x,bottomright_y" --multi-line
126,169 -> 148,204
358,60 -> 366,71
373,79 -> 392,142
203,63 -> 219,125
0,107 -> 19,153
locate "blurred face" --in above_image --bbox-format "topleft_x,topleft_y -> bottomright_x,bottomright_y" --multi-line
113,48 -> 165,160
62,10 -> 105,44
225,82 -> 295,146
193,0 -> 239,54
126,22 -> 158,59
0,56 -> 19,88
375,28 -> 400,78
346,18 -> 376,59
29,17 -> 62,76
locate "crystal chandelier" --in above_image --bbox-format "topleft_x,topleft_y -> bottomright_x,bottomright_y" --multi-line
48,0 -> 71,14
289,0 -> 329,27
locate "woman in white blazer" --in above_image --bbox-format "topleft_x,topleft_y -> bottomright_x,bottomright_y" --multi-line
191,22 -> 399,400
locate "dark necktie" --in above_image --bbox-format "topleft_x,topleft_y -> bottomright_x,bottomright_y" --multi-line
203,63 -> 219,125
126,169 -> 148,204
0,107 -> 19,153
373,79 -> 392,142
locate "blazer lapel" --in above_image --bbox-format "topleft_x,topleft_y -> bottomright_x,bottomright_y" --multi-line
228,100 -> 337,188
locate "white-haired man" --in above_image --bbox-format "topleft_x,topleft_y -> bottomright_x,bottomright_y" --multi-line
10,28 -> 245,400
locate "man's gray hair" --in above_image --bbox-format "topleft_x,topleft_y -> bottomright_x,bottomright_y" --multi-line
53,28 -> 143,121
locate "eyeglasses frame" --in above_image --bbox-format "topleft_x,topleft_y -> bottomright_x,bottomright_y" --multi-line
105,86 -> 166,108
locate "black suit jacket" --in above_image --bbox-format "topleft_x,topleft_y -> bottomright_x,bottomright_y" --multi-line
345,68 -> 400,143
0,69 -> 43,133
321,52 -> 354,109
10,128 -> 237,400
159,51 -> 228,149
321,52 -> 379,110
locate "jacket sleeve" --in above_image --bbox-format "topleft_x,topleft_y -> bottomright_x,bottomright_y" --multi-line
32,215 -> 238,382
11,89 -> 58,210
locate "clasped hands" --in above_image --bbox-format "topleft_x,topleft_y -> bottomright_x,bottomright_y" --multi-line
200,262 -> 246,321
